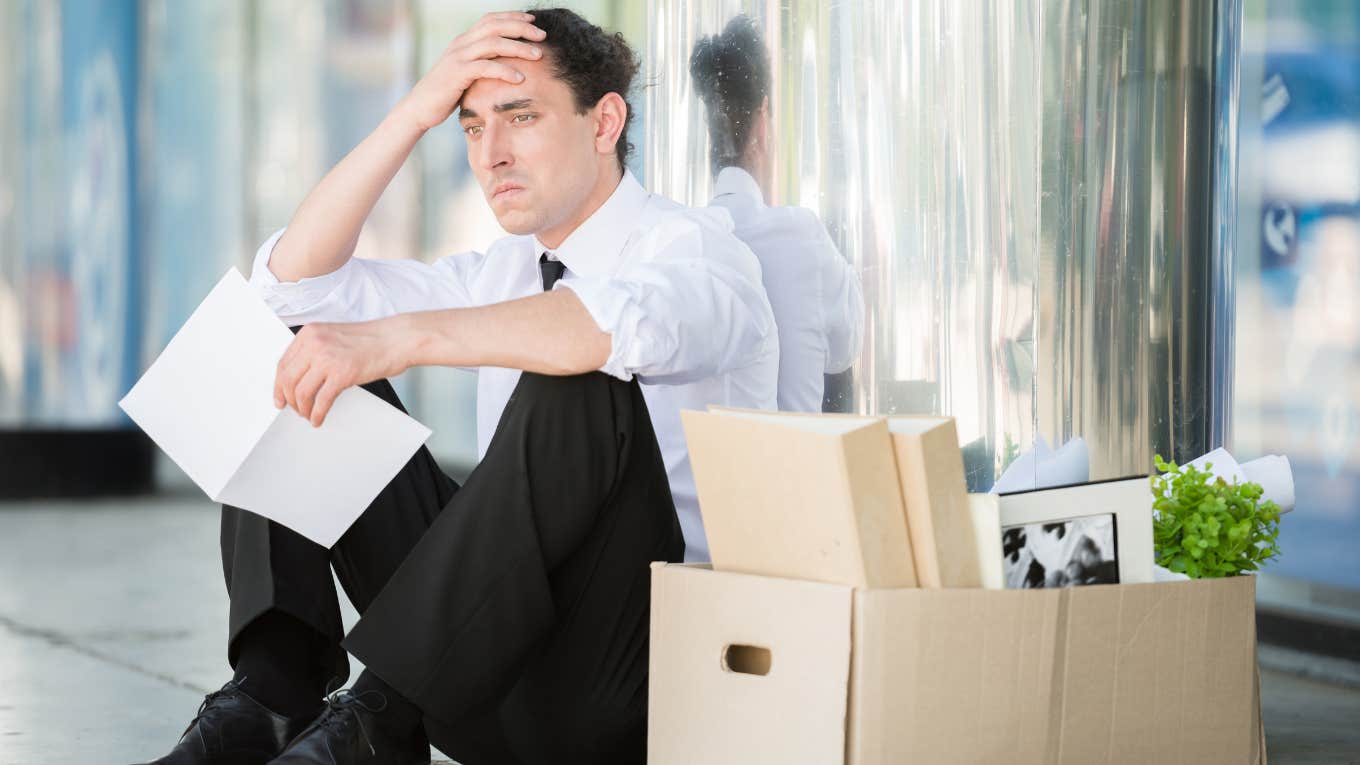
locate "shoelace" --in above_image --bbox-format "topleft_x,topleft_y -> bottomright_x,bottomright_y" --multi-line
313,687 -> 389,759
184,677 -> 248,748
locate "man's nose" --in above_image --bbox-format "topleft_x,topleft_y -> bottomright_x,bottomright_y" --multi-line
476,123 -> 513,172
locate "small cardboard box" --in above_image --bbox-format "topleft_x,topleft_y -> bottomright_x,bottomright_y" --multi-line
648,563 -> 1264,765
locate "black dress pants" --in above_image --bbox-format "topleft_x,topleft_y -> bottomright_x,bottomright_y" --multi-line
220,368 -> 684,764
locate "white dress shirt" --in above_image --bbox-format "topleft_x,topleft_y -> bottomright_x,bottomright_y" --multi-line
248,168 -> 778,563
709,166 -> 864,412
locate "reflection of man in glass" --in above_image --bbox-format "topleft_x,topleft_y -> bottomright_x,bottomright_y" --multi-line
690,15 -> 864,412
137,9 -> 777,765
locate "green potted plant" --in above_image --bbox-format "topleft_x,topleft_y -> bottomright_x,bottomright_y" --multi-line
1150,454 -> 1282,579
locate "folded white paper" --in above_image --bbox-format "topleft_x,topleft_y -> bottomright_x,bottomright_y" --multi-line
119,268 -> 432,547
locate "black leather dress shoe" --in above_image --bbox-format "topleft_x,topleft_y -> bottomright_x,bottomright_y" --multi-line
133,679 -> 317,765
270,689 -> 429,765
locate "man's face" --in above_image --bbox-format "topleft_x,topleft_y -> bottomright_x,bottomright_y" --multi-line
457,53 -> 603,236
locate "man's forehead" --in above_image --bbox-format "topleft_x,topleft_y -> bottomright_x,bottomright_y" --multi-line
458,57 -> 567,117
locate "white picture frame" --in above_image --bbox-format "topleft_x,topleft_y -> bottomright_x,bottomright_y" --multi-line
997,476 -> 1155,586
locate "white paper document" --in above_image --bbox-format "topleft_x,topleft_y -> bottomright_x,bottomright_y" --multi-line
119,268 -> 432,548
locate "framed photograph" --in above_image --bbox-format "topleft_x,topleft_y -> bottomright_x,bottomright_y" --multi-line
997,476 -> 1154,587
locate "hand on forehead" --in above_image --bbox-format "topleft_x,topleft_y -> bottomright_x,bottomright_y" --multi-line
454,10 -> 557,113
459,53 -> 556,114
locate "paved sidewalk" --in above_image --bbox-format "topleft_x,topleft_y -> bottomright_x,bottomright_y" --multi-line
1,496 -> 1358,764
0,496 -> 453,764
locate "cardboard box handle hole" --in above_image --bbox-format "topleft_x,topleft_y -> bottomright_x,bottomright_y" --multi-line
722,644 -> 772,676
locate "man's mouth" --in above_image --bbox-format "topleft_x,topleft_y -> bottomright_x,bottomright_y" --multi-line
492,184 -> 524,201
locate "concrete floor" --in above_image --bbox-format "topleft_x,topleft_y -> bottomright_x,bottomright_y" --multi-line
1,496 -> 1358,765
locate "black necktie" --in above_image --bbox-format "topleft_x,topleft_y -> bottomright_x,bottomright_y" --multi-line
539,253 -> 566,291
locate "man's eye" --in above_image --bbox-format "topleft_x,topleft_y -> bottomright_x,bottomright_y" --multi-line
464,125 -> 483,136
512,113 -> 535,124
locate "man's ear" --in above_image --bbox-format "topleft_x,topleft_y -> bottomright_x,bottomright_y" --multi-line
592,92 -> 628,159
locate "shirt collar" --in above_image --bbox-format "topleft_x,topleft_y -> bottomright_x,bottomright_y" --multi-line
713,165 -> 765,207
532,168 -> 650,279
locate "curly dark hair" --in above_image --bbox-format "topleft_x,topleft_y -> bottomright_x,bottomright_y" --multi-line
689,15 -> 771,176
516,7 -> 639,172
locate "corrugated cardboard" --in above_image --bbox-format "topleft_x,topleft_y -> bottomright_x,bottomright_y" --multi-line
647,563 -> 853,763
681,410 -> 917,587
649,563 -> 1264,765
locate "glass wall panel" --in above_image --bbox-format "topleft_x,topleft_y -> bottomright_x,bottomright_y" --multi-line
1233,0 -> 1360,591
644,0 -> 1220,491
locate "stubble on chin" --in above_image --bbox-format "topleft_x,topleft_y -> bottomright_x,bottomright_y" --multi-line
497,215 -> 536,236
496,207 -> 549,237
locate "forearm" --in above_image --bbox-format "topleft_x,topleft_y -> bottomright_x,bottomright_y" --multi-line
269,109 -> 425,283
401,289 -> 612,375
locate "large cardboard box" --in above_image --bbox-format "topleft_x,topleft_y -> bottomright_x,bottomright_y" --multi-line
648,563 -> 1265,765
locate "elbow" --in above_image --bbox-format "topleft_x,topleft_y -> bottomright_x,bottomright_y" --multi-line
545,328 -> 612,376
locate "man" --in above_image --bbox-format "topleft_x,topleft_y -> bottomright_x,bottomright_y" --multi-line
137,8 -> 776,765
690,15 -> 863,412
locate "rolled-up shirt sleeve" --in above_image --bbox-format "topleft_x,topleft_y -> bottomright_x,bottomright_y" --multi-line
247,227 -> 483,325
557,210 -> 778,385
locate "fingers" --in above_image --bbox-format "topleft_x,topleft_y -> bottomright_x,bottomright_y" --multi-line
309,379 -> 346,429
293,365 -> 328,422
270,323 -> 356,427
459,17 -> 544,58
477,18 -> 545,43
464,35 -> 543,64
275,341 -> 310,415
469,59 -> 527,85
275,327 -> 316,415
472,11 -> 539,34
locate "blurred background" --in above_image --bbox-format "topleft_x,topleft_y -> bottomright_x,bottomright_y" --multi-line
1,0 -> 1358,762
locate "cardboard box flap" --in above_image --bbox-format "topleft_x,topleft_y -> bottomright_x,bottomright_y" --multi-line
648,563 -> 856,765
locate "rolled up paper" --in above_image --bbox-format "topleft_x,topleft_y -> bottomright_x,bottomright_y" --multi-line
1188,447 -> 1247,485
1241,454 -> 1295,514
